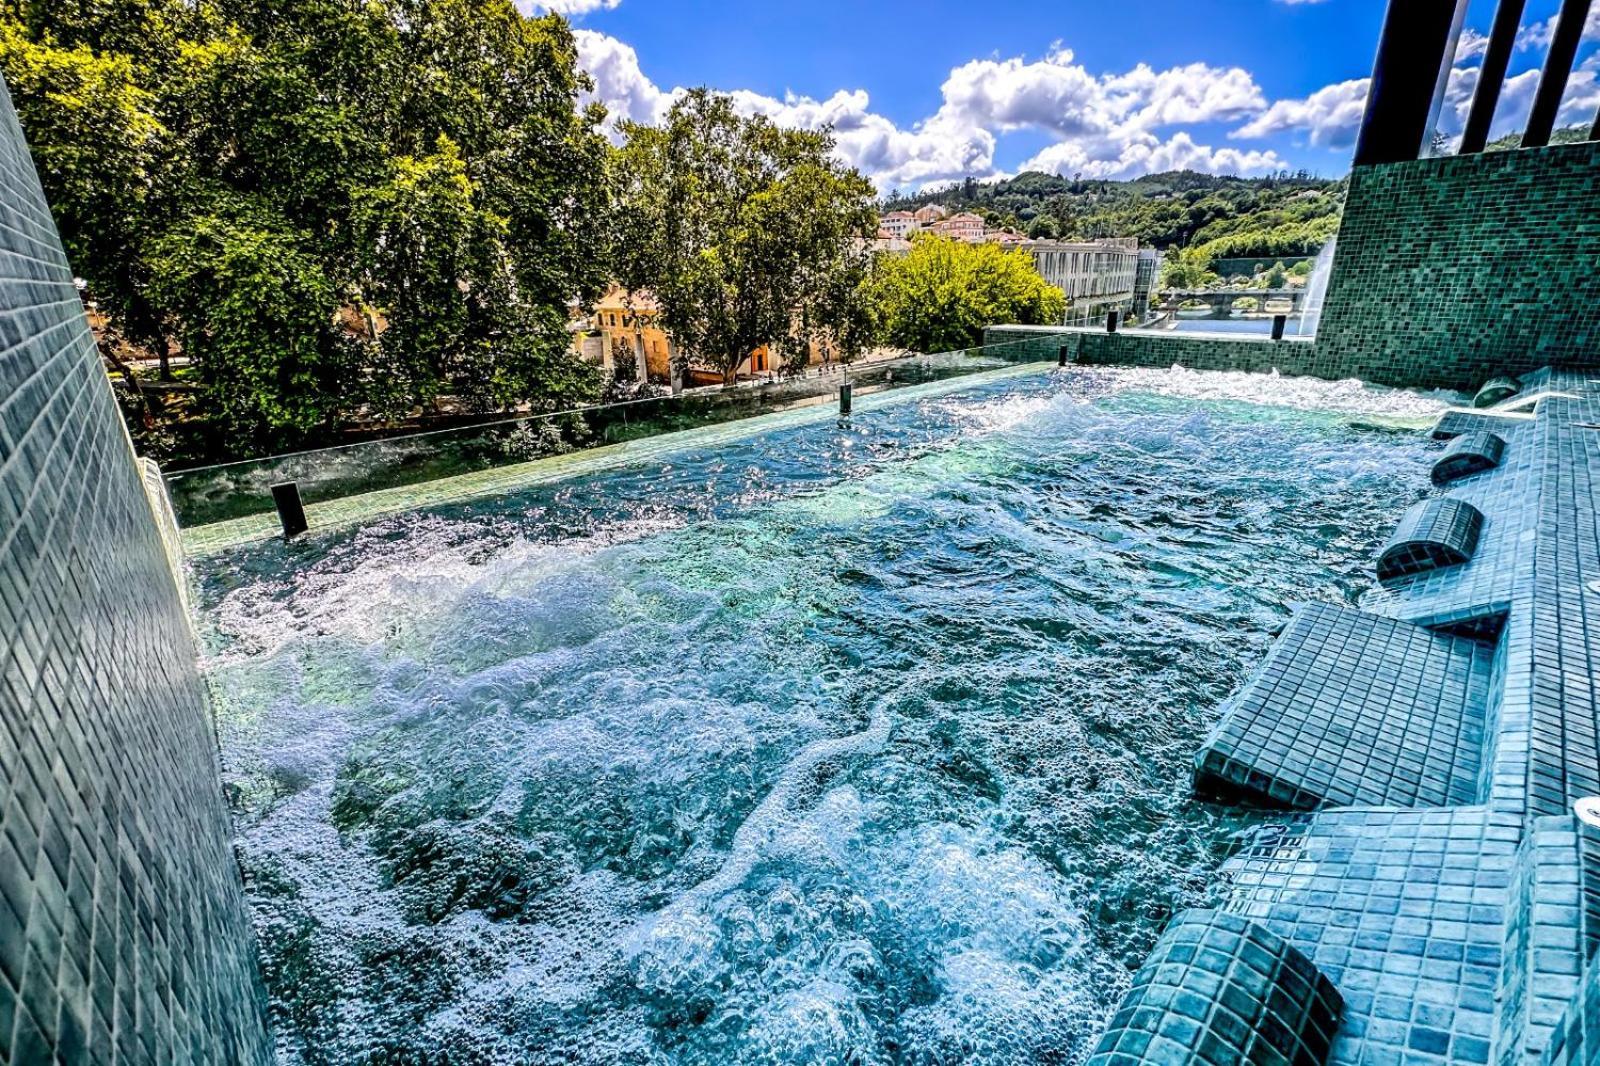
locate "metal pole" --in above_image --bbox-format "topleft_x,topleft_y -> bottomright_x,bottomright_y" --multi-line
1460,0 -> 1528,153
1058,345 -> 1070,367
1353,0 -> 1465,166
271,482 -> 308,539
1272,314 -> 1288,342
1523,0 -> 1594,147
1106,310 -> 1119,334
839,381 -> 852,416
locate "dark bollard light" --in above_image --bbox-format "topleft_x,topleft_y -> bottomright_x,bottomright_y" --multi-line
271,481 -> 309,539
1058,345 -> 1070,367
839,381 -> 853,417
1106,311 -> 1119,334
1272,314 -> 1288,341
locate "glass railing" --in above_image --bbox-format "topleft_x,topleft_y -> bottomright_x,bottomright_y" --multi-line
164,334 -> 1074,530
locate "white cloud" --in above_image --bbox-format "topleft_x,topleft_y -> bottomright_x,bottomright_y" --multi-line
519,0 -> 620,14
574,36 -> 1282,190
574,29 -> 673,128
1517,6 -> 1600,50
1230,78 -> 1370,148
1020,130 -> 1286,180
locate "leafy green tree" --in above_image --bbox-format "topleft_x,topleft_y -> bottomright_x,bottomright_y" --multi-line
1160,247 -> 1215,290
613,90 -> 877,385
869,235 -> 1065,353
1,0 -> 610,458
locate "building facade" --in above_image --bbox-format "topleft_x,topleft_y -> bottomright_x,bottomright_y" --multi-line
879,211 -> 916,239
1028,238 -> 1141,325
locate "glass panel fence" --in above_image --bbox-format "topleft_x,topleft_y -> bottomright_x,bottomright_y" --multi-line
164,334 -> 1077,530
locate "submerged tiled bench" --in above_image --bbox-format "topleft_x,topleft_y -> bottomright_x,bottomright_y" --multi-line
1086,909 -> 1343,1066
1377,498 -> 1484,584
1432,431 -> 1505,486
1195,603 -> 1491,810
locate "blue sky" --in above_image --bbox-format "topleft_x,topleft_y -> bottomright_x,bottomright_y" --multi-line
541,0 -> 1599,189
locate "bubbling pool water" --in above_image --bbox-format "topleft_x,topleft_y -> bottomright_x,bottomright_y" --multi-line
196,366 -> 1450,1064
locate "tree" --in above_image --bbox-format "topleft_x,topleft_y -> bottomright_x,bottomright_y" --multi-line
869,235 -> 1065,353
612,90 -> 877,386
1,0 -> 611,459
1160,247 -> 1215,290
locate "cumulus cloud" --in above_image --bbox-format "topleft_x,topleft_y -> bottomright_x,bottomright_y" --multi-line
574,36 -> 1285,190
1022,130 -> 1287,180
1230,77 -> 1370,148
574,29 -> 673,127
519,0 -> 620,14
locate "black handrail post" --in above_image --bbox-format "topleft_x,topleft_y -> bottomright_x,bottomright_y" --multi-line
1272,314 -> 1288,342
271,482 -> 308,539
1106,310 -> 1119,334
1523,0 -> 1595,147
839,381 -> 852,417
1353,0 -> 1465,166
1058,344 -> 1070,367
1460,0 -> 1528,153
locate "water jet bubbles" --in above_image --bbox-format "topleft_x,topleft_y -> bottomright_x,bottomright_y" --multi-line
198,363 -> 1439,1063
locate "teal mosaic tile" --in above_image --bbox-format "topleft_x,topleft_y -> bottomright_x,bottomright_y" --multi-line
0,77 -> 271,1063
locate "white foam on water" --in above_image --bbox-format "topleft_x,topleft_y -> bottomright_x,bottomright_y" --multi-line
198,362 -> 1444,1063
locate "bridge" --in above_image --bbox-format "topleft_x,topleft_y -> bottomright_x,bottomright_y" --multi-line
1156,289 -> 1308,319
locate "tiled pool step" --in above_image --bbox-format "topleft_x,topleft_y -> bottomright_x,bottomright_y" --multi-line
1218,808 -> 1516,1065
1195,604 -> 1492,811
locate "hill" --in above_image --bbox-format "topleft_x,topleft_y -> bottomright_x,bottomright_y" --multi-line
885,169 -> 1346,263
1485,123 -> 1590,151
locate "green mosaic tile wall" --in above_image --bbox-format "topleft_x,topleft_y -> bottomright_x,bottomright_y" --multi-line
1316,142 -> 1600,392
0,80 -> 273,1062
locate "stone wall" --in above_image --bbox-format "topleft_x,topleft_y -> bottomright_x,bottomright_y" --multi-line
0,80 -> 272,1062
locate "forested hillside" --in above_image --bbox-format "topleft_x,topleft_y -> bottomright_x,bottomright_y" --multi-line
886,170 -> 1346,263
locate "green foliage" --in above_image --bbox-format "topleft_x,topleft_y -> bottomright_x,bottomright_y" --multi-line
2,0 -> 610,459
888,168 -> 1345,265
151,211 -> 354,440
613,90 -> 878,384
869,235 -> 1066,353
1485,124 -> 1589,151
1160,247 -> 1215,290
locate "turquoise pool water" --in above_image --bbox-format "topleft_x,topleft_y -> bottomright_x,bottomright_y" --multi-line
196,365 -> 1448,1064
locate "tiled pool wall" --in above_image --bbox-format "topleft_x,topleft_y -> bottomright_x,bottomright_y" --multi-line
0,82 -> 272,1062
1083,372 -> 1600,1066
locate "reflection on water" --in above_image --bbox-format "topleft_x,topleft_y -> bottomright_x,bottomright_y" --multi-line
196,366 -> 1447,1065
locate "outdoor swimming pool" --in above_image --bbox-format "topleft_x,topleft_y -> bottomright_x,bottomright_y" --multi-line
194,364 -> 1451,1064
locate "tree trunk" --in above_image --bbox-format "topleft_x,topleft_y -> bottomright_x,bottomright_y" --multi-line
155,333 -> 172,381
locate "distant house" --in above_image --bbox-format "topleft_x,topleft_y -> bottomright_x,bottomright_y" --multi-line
573,286 -> 672,382
940,212 -> 986,242
872,228 -> 911,254
880,210 -> 917,239
913,204 -> 949,225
